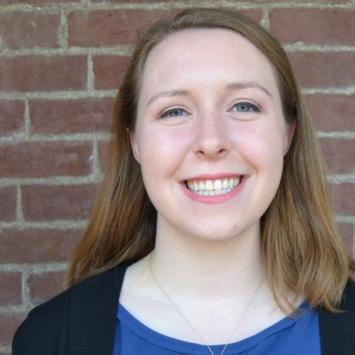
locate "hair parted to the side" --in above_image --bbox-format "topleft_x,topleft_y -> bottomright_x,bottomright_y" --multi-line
65,8 -> 355,313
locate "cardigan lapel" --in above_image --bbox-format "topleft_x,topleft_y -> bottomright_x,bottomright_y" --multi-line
66,262 -> 132,355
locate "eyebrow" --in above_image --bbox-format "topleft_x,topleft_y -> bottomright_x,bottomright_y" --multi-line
146,81 -> 272,107
226,81 -> 273,98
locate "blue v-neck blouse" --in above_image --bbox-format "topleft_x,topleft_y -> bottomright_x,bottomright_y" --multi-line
113,300 -> 321,354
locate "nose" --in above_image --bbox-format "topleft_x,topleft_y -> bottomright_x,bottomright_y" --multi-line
193,114 -> 230,161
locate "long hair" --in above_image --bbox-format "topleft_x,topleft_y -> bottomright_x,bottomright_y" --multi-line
65,8 -> 355,313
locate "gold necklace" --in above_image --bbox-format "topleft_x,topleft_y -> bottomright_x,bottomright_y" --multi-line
148,253 -> 265,355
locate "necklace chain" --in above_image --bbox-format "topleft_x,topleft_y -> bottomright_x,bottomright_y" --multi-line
148,254 -> 265,355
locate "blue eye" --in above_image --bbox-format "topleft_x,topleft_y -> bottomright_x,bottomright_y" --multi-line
160,108 -> 189,119
232,102 -> 259,113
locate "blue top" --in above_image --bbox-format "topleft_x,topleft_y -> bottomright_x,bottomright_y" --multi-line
113,300 -> 321,354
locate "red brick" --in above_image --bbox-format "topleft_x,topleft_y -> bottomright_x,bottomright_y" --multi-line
0,100 -> 25,137
29,271 -> 65,305
68,9 -> 171,46
0,13 -> 60,50
331,183 -> 355,215
319,139 -> 355,175
69,9 -> 262,47
0,142 -> 92,178
0,228 -> 81,263
271,9 -> 355,45
0,312 -> 26,347
288,52 -> 355,88
0,187 -> 16,221
22,184 -> 97,221
0,272 -> 21,306
337,223 -> 354,253
98,140 -> 110,173
30,97 -> 115,134
305,94 -> 355,132
93,56 -> 129,90
0,56 -> 86,92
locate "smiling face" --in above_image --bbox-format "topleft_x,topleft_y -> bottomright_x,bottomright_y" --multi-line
130,28 -> 293,243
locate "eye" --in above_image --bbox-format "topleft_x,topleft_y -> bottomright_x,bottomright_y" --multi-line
159,107 -> 189,119
231,102 -> 260,113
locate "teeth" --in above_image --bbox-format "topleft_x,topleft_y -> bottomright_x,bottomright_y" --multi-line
186,177 -> 241,196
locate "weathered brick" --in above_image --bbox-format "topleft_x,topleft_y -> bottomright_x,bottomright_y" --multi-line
0,272 -> 22,306
0,100 -> 25,137
0,56 -> 87,92
305,94 -> 355,132
0,142 -> 92,178
271,9 -> 355,45
337,223 -> 354,253
0,13 -> 60,49
30,97 -> 115,134
93,55 -> 129,90
29,271 -> 65,305
319,139 -> 355,175
0,187 -> 16,221
0,228 -> 81,263
0,312 -> 26,348
288,52 -> 355,88
331,183 -> 355,215
22,184 -> 97,221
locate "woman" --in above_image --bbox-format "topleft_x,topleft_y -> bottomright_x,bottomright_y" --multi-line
13,8 -> 355,355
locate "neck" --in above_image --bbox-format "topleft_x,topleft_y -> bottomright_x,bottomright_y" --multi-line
150,218 -> 266,303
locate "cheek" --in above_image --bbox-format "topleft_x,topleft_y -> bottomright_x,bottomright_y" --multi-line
138,126 -> 191,176
235,123 -> 285,171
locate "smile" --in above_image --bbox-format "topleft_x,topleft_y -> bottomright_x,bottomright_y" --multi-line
185,177 -> 241,196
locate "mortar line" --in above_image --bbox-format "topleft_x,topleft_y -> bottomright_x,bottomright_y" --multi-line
23,97 -> 31,136
0,132 -> 110,144
0,345 -> 10,354
0,262 -> 68,273
0,220 -> 88,229
0,176 -> 100,187
0,1 -> 352,13
92,138 -> 100,179
22,267 -> 31,308
0,90 -> 117,100
0,46 -> 133,57
16,185 -> 24,223
316,131 -> 355,139
260,7 -> 270,29
58,8 -> 68,49
87,53 -> 95,92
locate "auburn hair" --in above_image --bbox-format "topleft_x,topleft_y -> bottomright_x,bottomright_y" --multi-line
66,8 -> 355,313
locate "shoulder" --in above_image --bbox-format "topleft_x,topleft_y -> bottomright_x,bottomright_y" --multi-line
342,278 -> 355,307
12,263 -> 131,355
318,278 -> 355,355
12,286 -> 71,355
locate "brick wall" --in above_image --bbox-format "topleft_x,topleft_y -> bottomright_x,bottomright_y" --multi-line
0,0 -> 354,353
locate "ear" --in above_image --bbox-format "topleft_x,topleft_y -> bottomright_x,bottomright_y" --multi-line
283,122 -> 296,156
129,131 -> 141,164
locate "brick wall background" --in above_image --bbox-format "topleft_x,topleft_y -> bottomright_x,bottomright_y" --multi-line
0,0 -> 354,353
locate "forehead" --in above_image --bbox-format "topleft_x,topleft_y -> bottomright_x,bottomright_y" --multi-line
139,28 -> 279,97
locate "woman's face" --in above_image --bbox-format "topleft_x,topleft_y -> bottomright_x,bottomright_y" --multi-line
131,29 -> 293,242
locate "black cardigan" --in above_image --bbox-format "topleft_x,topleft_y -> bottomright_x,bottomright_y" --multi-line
12,261 -> 355,355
